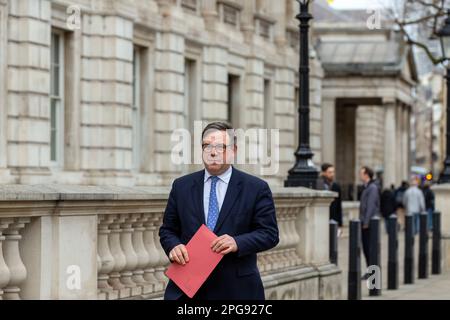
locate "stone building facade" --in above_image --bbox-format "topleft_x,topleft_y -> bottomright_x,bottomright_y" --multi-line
314,2 -> 419,199
0,0 -> 326,187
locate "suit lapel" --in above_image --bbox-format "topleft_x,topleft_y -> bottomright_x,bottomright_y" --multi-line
192,170 -> 206,225
213,167 -> 243,233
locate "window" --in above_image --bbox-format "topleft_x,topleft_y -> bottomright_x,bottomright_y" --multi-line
132,47 -> 143,171
184,58 -> 196,133
217,1 -> 242,29
180,0 -> 198,13
227,74 -> 240,127
264,79 -> 273,129
50,30 -> 64,165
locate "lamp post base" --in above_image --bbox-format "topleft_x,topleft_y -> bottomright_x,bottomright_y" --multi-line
284,166 -> 319,189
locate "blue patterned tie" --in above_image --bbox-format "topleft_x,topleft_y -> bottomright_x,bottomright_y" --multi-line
207,176 -> 219,231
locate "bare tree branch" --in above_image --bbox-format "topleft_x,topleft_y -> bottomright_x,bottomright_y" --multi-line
396,18 -> 446,65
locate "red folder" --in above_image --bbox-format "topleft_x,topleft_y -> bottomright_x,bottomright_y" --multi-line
165,224 -> 223,298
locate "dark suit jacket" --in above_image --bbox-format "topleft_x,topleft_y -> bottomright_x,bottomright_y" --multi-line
159,166 -> 279,300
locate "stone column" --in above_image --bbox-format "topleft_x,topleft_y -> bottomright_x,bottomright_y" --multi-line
142,212 -> 163,293
64,28 -> 82,172
321,97 -> 336,165
201,0 -> 218,30
384,100 -> 398,188
154,31 -> 185,183
274,67 -> 296,183
309,56 -> 324,165
267,0 -> 286,47
97,215 -> 117,300
2,218 -> 30,299
0,0 -> 12,182
240,0 -> 255,43
402,104 -> 411,180
6,0 -> 51,183
81,14 -> 134,185
0,218 -> 12,299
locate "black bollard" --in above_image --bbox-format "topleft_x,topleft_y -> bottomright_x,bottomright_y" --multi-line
418,212 -> 429,279
368,216 -> 381,296
404,214 -> 415,284
348,219 -> 361,300
329,219 -> 338,265
387,214 -> 398,290
432,211 -> 442,275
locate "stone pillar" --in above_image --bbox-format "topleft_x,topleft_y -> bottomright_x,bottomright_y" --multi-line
395,104 -> 403,184
154,31 -> 185,183
2,218 -> 30,299
20,215 -> 97,299
321,97 -> 336,165
402,104 -> 411,180
273,67 -> 295,184
0,0 -> 12,182
384,100 -> 398,188
240,0 -> 255,43
432,184 -> 450,272
309,57 -> 324,165
241,55 -> 264,176
81,14 -> 134,185
64,28 -> 82,172
6,0 -> 51,183
0,218 -> 12,299
267,0 -> 286,47
202,45 -> 228,121
201,0 -> 218,30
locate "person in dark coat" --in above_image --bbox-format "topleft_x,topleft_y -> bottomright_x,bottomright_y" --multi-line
359,166 -> 380,279
380,184 -> 396,233
317,163 -> 343,235
421,181 -> 435,231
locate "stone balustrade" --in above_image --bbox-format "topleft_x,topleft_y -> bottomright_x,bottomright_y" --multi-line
0,184 -> 341,300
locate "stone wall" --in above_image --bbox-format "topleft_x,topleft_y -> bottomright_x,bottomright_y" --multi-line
0,184 -> 342,300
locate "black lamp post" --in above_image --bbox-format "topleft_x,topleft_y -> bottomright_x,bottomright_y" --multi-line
285,0 -> 318,189
437,10 -> 450,183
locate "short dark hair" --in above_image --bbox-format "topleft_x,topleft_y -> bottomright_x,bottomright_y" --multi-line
201,121 -> 236,145
321,163 -> 334,172
361,166 -> 374,180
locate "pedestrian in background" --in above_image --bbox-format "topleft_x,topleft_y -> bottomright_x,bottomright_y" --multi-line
403,176 -> 426,235
380,184 -> 396,233
394,181 -> 409,230
359,166 -> 380,279
421,180 -> 435,231
317,163 -> 343,236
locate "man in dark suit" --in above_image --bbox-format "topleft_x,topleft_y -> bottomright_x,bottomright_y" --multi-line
159,121 -> 279,300
317,163 -> 343,235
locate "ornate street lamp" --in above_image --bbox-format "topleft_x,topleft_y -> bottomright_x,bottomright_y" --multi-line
284,0 -> 319,188
437,10 -> 450,183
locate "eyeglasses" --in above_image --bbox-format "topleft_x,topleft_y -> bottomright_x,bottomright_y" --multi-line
202,143 -> 231,153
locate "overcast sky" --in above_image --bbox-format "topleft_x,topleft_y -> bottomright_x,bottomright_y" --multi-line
329,0 -> 394,10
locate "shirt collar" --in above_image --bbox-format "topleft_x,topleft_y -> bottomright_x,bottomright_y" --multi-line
204,165 -> 233,184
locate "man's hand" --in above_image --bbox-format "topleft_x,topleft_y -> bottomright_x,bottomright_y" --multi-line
211,234 -> 238,255
169,244 -> 189,265
362,224 -> 369,229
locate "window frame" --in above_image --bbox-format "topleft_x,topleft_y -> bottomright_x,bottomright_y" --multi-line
49,29 -> 65,167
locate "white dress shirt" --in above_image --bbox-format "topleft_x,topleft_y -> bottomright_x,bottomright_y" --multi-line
203,165 -> 233,223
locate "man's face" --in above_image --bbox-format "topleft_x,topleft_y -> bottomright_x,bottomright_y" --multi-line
360,169 -> 368,183
323,167 -> 335,182
202,130 -> 236,176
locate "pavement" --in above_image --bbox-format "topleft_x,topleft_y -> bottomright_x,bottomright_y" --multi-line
337,226 -> 450,300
